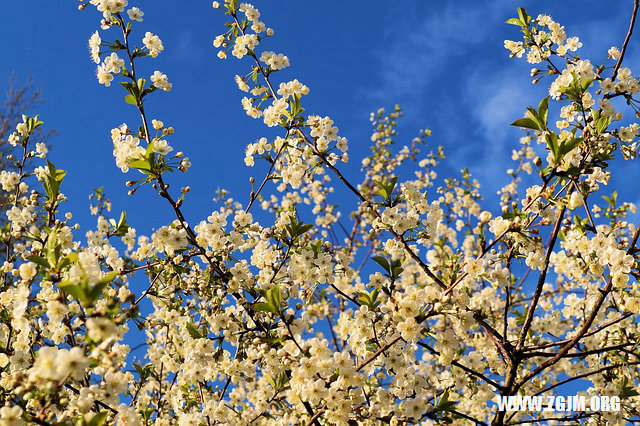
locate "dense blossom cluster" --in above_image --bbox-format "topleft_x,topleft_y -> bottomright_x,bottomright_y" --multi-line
0,1 -> 639,425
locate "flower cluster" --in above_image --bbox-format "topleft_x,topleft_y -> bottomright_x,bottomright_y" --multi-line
0,2 -> 639,426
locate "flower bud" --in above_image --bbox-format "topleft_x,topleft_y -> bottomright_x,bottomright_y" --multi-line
479,211 -> 492,223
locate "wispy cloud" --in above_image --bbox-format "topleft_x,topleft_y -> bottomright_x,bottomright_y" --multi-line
456,64 -> 531,189
362,0 -> 524,195
366,1 -> 513,107
363,0 -> 636,205
171,30 -> 203,64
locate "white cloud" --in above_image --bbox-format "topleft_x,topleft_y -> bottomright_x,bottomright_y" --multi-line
171,30 -> 202,63
359,0 -> 640,207
458,65 -> 530,183
368,1 -> 513,104
360,1 -> 530,198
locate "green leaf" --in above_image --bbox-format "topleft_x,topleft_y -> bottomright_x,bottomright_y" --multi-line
436,389 -> 458,412
389,259 -> 404,280
85,272 -> 116,305
120,81 -> 137,96
512,97 -> 550,132
511,117 -> 540,130
46,229 -> 61,268
145,142 -> 156,157
306,240 -> 324,258
114,211 -> 130,236
298,224 -> 313,235
602,191 -> 618,208
96,271 -> 117,286
545,132 -> 560,160
57,252 -> 78,271
594,113 -> 613,135
27,255 -> 50,269
289,95 -> 305,118
43,161 -> 66,201
389,176 -> 398,190
371,256 -> 390,274
438,400 -> 458,411
124,94 -> 137,105
273,371 -> 289,391
133,363 -> 153,380
392,265 -> 404,278
59,282 -> 87,302
620,376 -> 640,398
285,214 -> 313,241
265,285 -> 281,314
517,7 -> 530,25
253,284 -> 283,314
266,375 -> 276,389
357,288 -> 381,310
252,302 -> 276,313
559,137 -> 583,157
581,78 -> 595,91
186,322 -> 203,339
86,411 -> 109,426
87,281 -> 108,304
128,158 -> 153,174
505,17 -> 522,26
537,96 -> 549,127
375,177 -> 399,203
143,86 -> 158,97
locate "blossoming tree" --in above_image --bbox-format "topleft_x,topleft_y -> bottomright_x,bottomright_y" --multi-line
1,0 -> 640,424
0,77 -> 53,233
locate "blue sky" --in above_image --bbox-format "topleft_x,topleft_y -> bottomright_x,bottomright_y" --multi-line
3,0 -> 639,403
2,0 -> 637,232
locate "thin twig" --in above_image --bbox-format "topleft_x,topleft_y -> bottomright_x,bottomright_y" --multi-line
612,0 -> 639,81
516,205 -> 566,350
533,361 -> 640,396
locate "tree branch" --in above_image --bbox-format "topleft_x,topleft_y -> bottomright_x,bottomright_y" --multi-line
612,0 -> 639,81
